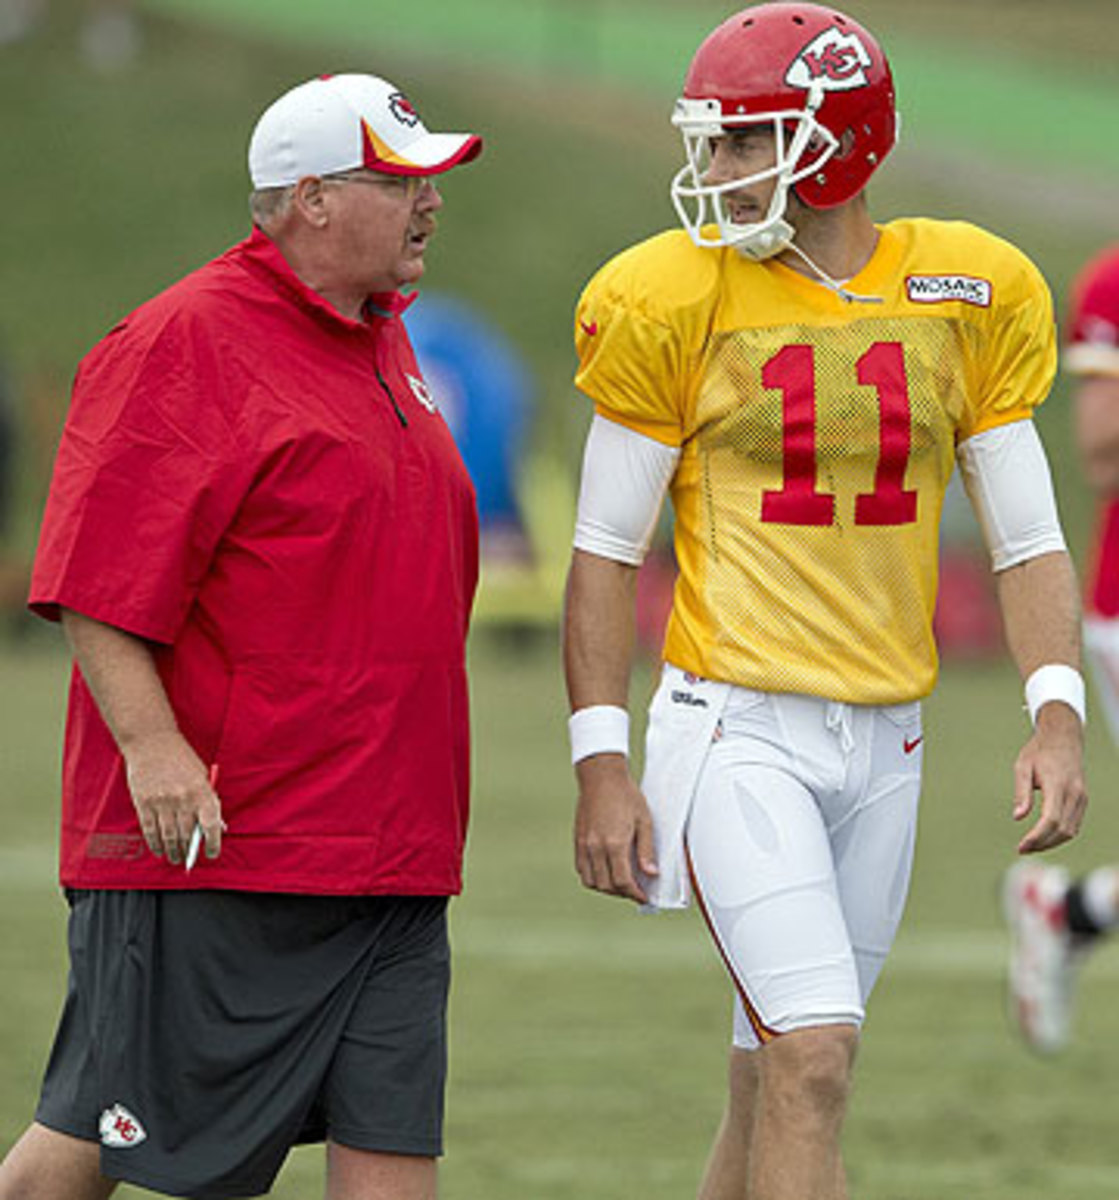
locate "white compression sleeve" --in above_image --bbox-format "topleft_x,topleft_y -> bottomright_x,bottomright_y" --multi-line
956,420 -> 1068,571
573,413 -> 680,565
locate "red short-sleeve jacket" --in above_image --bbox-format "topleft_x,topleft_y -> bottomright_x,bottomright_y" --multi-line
30,229 -> 479,894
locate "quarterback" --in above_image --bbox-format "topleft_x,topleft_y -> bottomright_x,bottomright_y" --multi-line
562,5 -> 1087,1199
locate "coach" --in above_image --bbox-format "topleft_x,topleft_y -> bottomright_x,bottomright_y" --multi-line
1,73 -> 481,1200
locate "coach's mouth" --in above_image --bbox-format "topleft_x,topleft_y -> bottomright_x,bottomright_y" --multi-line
409,221 -> 436,251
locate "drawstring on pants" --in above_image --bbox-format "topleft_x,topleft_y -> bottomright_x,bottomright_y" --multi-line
825,701 -> 856,756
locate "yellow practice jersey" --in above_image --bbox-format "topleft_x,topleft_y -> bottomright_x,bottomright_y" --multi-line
574,219 -> 1056,703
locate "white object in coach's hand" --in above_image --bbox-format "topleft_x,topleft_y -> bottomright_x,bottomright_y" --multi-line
185,763 -> 220,872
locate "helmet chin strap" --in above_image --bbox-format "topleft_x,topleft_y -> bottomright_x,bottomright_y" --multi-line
781,240 -> 884,305
732,220 -> 883,305
728,218 -> 796,262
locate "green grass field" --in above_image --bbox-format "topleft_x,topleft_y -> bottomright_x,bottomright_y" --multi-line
5,0 -> 1119,1196
3,634 -> 1119,1199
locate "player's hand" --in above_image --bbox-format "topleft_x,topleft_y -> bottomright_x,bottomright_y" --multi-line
574,754 -> 658,903
1012,702 -> 1087,854
123,732 -> 224,865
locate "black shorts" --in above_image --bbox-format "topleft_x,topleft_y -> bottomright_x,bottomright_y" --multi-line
36,889 -> 450,1199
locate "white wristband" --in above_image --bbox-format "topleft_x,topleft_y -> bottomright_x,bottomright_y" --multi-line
569,705 -> 630,764
1024,664 -> 1086,726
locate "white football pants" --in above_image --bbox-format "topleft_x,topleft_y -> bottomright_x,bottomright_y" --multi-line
683,684 -> 923,1050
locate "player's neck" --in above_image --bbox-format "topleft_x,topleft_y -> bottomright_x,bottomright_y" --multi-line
778,196 -> 879,285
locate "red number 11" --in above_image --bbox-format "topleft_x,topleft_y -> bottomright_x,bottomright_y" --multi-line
760,341 -> 918,527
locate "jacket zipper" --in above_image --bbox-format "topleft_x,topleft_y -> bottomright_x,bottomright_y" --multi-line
374,365 -> 409,429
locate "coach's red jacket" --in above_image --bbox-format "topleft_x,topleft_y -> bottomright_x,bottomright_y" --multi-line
30,229 -> 479,896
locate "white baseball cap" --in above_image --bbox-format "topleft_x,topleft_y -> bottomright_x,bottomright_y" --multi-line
248,73 -> 483,188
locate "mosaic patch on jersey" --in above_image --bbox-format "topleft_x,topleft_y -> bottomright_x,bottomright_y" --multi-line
905,275 -> 992,308
785,27 -> 873,91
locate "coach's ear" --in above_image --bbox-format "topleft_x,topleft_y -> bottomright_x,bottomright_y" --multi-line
291,176 -> 330,229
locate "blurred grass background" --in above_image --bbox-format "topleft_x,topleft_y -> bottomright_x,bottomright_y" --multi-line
3,1 -> 1119,1197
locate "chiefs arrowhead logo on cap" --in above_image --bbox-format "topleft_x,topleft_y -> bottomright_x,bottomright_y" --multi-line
388,92 -> 420,127
785,28 -> 872,91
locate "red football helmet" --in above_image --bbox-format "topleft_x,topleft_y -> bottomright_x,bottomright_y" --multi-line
670,3 -> 897,258
1065,246 -> 1119,376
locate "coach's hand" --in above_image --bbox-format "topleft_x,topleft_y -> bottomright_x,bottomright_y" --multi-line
1012,702 -> 1087,854
574,754 -> 657,903
124,731 -> 224,865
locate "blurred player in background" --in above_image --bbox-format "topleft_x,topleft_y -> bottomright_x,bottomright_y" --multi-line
1004,246 -> 1119,1054
0,73 -> 481,1200
562,4 -> 1087,1198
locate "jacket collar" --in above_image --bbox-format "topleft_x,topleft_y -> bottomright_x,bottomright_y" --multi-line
240,226 -> 417,330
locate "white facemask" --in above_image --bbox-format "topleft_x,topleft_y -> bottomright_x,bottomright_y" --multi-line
669,83 -> 835,260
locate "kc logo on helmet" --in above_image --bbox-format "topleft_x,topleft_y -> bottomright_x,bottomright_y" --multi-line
785,28 -> 872,91
388,92 -> 420,127
1081,315 -> 1119,346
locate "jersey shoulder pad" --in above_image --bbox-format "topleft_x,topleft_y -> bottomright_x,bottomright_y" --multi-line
580,229 -> 722,328
889,217 -> 1048,311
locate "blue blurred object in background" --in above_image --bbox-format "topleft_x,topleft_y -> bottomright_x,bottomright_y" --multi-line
405,293 -> 531,535
405,293 -> 575,631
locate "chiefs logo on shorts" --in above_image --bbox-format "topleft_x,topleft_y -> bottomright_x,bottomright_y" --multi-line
388,92 -> 420,127
785,28 -> 872,91
99,1103 -> 148,1148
